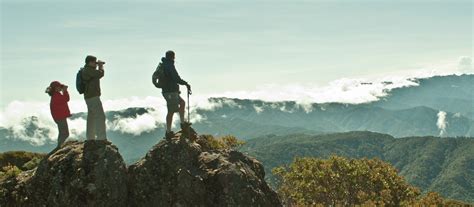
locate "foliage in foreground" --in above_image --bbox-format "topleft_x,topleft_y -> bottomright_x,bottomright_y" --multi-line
273,156 -> 423,206
0,151 -> 45,181
202,135 -> 246,151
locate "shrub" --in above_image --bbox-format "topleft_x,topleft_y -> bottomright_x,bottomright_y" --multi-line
1,165 -> 22,180
202,135 -> 245,151
273,156 -> 420,206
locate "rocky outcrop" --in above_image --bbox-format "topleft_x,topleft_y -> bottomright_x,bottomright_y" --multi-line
128,132 -> 281,206
0,140 -> 128,207
1,131 -> 281,207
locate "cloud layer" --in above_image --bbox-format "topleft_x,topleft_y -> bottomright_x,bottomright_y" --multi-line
1,65 -> 471,145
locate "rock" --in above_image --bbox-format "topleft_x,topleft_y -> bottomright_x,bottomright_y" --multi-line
1,131 -> 281,207
128,132 -> 282,207
0,140 -> 128,207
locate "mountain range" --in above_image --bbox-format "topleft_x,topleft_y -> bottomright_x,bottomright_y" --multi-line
240,131 -> 474,203
2,75 -> 473,153
1,74 -> 473,202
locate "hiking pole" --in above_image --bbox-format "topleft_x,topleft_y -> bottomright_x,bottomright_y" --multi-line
185,87 -> 192,140
187,88 -> 191,123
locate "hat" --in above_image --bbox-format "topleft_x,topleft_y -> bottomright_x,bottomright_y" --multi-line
50,81 -> 63,89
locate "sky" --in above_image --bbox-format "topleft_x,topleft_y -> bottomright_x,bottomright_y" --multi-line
0,0 -> 472,108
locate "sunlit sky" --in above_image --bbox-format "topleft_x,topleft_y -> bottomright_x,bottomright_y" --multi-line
1,0 -> 472,107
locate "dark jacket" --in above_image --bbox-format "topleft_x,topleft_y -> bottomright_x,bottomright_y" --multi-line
161,57 -> 188,93
50,91 -> 71,121
82,65 -> 104,99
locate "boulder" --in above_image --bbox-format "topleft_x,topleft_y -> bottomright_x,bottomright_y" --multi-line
0,140 -> 128,207
128,132 -> 282,207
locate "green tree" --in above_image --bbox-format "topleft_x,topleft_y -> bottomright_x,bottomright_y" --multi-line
272,156 -> 420,206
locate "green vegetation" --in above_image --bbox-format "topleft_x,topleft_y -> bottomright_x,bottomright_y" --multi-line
273,156 -> 472,206
273,156 -> 420,206
201,135 -> 245,151
0,151 -> 45,180
0,165 -> 22,180
240,131 -> 474,203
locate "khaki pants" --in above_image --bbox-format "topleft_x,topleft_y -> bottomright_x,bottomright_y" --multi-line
55,119 -> 69,147
85,96 -> 107,140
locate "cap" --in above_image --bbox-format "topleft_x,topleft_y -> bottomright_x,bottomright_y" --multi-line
50,81 -> 63,89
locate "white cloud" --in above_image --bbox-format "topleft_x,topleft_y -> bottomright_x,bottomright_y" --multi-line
210,76 -> 420,105
458,56 -> 473,74
108,112 -> 161,136
253,105 -> 264,114
437,111 -> 448,137
0,100 -> 91,145
1,66 -> 471,144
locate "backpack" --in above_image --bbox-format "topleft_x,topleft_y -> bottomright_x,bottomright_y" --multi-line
152,62 -> 166,88
76,68 -> 86,94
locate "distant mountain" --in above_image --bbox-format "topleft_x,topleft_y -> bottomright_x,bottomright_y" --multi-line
372,74 -> 474,120
193,75 -> 473,138
240,131 -> 474,203
1,74 -> 473,161
195,98 -> 474,138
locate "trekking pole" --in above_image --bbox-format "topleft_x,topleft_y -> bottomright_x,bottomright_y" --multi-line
187,88 -> 190,123
184,88 -> 191,140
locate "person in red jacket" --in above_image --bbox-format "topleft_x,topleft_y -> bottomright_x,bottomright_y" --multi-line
46,81 -> 71,148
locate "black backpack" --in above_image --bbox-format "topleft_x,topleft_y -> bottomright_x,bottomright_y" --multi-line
76,68 -> 85,94
152,62 -> 166,88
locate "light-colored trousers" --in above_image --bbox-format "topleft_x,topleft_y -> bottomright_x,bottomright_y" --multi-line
85,96 -> 107,140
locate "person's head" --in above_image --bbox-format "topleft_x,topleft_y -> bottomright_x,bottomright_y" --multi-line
165,50 -> 175,60
46,81 -> 64,96
85,55 -> 97,68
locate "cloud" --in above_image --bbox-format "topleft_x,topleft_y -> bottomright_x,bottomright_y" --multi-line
0,96 -> 209,144
437,111 -> 448,137
458,56 -> 473,73
108,112 -> 161,136
211,76 -> 420,105
253,105 -> 264,114
1,70 -> 469,144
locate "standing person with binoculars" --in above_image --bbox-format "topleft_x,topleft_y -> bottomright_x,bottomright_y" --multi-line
81,55 -> 108,141
46,81 -> 71,149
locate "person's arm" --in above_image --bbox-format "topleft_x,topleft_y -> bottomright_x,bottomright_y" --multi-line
83,67 -> 104,80
171,65 -> 188,86
98,63 -> 105,78
63,89 -> 70,102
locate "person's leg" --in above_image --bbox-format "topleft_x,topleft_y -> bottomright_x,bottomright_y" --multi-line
163,92 -> 180,133
85,98 -> 96,140
95,97 -> 107,140
56,119 -> 69,148
166,111 -> 173,132
178,97 -> 185,123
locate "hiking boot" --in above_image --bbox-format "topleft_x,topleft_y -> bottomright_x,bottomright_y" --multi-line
165,131 -> 175,141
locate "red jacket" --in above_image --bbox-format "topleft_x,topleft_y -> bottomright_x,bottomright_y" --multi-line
50,91 -> 71,121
